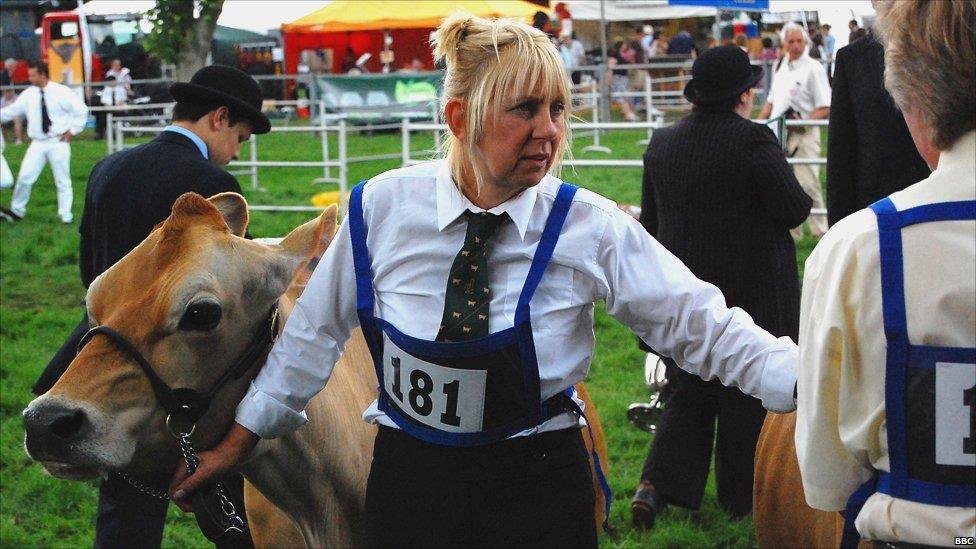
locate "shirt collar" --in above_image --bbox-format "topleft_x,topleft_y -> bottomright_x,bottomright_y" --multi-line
163,125 -> 209,159
435,160 -> 538,240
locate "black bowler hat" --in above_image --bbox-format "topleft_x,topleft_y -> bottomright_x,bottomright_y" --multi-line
684,46 -> 763,105
170,65 -> 271,134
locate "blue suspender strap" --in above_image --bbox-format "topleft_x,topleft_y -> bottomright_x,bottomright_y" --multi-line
348,181 -> 375,318
514,183 -> 579,325
869,197 -> 910,498
562,387 -> 613,533
840,474 -> 879,549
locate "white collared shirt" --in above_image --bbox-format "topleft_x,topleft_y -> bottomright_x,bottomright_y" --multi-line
796,131 -> 976,544
766,53 -> 831,119
235,160 -> 798,438
0,82 -> 88,141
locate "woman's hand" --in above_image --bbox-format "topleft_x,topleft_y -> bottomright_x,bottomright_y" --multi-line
168,422 -> 260,512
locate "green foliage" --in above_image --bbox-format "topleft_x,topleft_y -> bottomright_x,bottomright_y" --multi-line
145,0 -> 224,63
0,120 -> 822,547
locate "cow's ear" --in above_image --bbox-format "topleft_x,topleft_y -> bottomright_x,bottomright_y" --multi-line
208,192 -> 249,237
278,205 -> 338,273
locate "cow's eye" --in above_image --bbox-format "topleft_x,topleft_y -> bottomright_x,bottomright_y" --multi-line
179,301 -> 222,331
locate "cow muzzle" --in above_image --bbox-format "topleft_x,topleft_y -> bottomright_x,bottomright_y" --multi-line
23,395 -> 133,480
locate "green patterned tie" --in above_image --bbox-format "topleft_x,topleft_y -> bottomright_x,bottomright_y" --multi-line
437,211 -> 507,342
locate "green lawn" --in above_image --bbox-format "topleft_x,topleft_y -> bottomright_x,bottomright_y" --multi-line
0,120 -> 820,548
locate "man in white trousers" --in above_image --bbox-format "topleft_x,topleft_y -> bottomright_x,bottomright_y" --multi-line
0,61 -> 88,224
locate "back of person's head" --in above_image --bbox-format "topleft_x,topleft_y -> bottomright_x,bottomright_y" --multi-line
431,12 -> 570,193
877,0 -> 975,149
734,34 -> 747,47
27,61 -> 48,77
532,11 -> 549,32
762,37 -> 773,49
171,99 -> 246,127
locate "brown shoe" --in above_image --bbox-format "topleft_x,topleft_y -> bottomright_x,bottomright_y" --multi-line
631,486 -> 664,529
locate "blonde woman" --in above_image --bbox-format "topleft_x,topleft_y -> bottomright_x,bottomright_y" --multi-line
796,1 -> 975,546
170,14 -> 798,545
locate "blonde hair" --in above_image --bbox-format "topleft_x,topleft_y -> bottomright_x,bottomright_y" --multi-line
876,0 -> 975,150
431,12 -> 571,195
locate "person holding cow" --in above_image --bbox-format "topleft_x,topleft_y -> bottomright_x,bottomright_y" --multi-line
170,14 -> 798,546
30,65 -> 270,548
795,1 -> 975,546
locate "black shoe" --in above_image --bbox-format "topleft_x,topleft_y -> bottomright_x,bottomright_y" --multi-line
0,206 -> 22,223
631,485 -> 665,529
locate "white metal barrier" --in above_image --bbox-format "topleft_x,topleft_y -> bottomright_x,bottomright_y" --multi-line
114,120 -> 349,213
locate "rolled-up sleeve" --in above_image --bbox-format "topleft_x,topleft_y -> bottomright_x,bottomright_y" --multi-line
235,218 -> 360,438
599,209 -> 798,412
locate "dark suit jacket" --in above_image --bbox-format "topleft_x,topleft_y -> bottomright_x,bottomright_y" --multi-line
33,131 -> 243,394
641,111 -> 811,345
826,32 -> 930,226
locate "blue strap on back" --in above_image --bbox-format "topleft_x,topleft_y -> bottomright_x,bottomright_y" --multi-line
843,198 -> 976,544
515,183 -> 578,325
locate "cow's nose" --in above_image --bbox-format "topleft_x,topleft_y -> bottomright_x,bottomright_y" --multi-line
23,403 -> 91,456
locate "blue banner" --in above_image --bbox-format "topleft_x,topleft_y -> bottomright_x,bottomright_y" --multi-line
669,0 -> 769,11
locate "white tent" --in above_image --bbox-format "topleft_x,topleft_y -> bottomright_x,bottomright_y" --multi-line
80,1 -> 326,35
766,1 -> 875,54
564,0 -> 717,21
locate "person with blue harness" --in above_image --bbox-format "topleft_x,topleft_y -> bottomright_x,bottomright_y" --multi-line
170,14 -> 799,546
796,2 -> 975,545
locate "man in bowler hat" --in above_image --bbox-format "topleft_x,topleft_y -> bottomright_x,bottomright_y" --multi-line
32,65 -> 271,548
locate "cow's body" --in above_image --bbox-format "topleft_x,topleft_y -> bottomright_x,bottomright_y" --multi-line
753,412 -> 844,548
23,193 -> 608,547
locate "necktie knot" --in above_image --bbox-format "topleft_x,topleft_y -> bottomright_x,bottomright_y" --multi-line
463,211 -> 506,245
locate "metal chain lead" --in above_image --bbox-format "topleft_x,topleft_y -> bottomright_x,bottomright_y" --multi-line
177,431 -> 246,532
116,472 -> 169,500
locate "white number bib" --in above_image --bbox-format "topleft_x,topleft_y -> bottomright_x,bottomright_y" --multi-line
935,362 -> 976,466
382,333 -> 487,433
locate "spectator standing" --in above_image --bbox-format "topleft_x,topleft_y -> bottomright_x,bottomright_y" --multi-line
0,61 -> 88,224
104,59 -> 132,103
668,30 -> 698,57
760,22 -> 831,239
559,32 -> 585,85
759,37 -> 779,61
820,24 -> 835,71
848,19 -> 861,43
826,27 -> 929,226
631,46 -> 811,529
31,65 -> 271,548
1,58 -> 24,145
649,31 -> 669,58
607,40 -> 639,121
796,1 -> 975,545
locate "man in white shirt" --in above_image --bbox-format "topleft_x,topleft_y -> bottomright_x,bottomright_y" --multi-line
760,22 -> 831,239
0,61 -> 88,224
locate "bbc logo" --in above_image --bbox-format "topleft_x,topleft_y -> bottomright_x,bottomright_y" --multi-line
956,537 -> 975,546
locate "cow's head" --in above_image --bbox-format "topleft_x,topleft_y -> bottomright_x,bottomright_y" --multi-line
22,192 -> 337,480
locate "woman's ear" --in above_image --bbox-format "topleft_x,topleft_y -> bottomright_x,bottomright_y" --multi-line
445,98 -> 465,141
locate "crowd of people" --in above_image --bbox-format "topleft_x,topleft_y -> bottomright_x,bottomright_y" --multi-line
1,2 -> 973,548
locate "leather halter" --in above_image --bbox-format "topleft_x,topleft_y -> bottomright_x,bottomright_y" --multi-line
77,306 -> 279,431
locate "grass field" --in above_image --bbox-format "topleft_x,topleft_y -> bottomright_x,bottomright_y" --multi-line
0,119 -> 819,548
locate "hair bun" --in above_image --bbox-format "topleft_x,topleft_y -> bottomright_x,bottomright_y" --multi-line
431,13 -> 475,68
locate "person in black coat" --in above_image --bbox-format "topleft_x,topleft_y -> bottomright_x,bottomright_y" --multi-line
631,46 -> 811,528
826,30 -> 930,226
32,65 -> 271,548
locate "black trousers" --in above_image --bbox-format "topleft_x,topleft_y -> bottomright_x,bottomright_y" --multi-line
640,363 -> 767,517
366,426 -> 597,548
94,474 -> 170,548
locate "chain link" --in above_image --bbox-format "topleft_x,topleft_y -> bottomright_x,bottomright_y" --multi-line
177,430 -> 247,533
116,472 -> 169,500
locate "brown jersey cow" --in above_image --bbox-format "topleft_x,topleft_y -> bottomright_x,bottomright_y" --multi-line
23,192 -> 608,546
